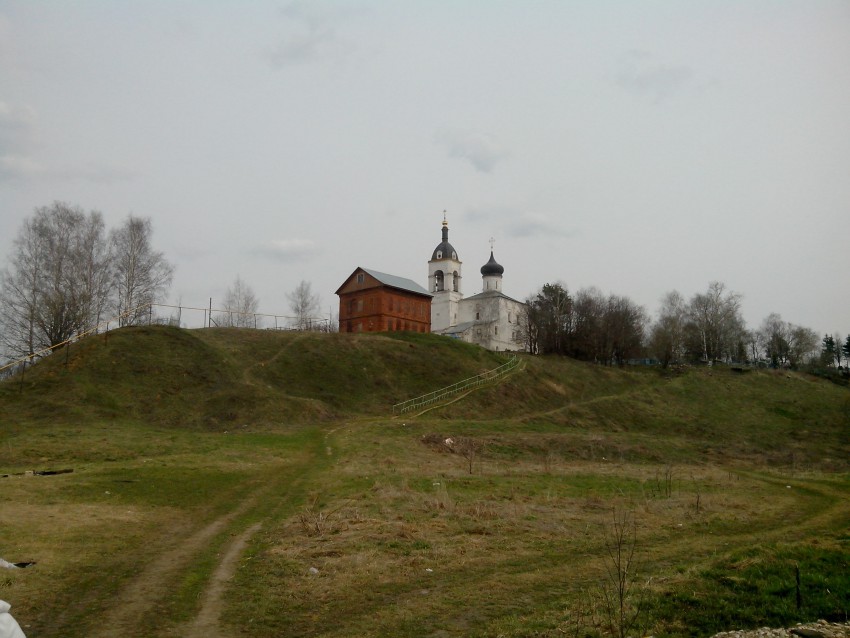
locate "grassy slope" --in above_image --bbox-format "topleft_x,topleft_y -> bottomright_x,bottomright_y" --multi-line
0,326 -> 507,435
0,326 -> 848,637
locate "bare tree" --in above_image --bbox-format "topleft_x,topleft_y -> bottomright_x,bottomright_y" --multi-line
838,335 -> 850,368
760,312 -> 790,367
571,286 -> 606,361
0,203 -> 111,358
219,275 -> 259,327
600,508 -> 647,638
1,216 -> 46,358
518,299 -> 541,354
603,295 -> 647,366
686,281 -> 745,362
649,291 -> 687,367
757,313 -> 819,369
286,280 -> 320,330
453,436 -> 484,475
110,215 -> 174,326
525,282 -> 572,355
787,324 -> 819,368
745,329 -> 765,365
522,283 -> 646,363
327,306 -> 339,333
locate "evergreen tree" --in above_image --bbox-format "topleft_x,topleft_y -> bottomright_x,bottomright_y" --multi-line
821,334 -> 836,367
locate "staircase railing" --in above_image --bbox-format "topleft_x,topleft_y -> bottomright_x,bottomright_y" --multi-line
392,355 -> 520,415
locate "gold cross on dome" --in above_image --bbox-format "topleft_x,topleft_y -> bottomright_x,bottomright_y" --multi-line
489,237 -> 495,252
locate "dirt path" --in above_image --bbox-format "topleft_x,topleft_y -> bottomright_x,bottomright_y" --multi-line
78,430 -> 325,638
182,522 -> 263,638
240,334 -> 305,386
89,494 -> 259,638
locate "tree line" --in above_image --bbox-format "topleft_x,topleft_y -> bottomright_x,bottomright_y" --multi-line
3,201 -> 845,370
215,276 -> 328,332
0,202 -> 335,365
0,202 -> 174,359
521,280 -> 848,371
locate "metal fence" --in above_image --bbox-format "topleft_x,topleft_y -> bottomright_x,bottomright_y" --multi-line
153,302 -> 330,331
0,301 -> 332,378
392,355 -> 521,415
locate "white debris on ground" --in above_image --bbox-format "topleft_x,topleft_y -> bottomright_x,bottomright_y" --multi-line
709,620 -> 850,638
0,600 -> 27,638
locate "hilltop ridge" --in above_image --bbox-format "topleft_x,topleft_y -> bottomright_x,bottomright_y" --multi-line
2,325 -> 848,470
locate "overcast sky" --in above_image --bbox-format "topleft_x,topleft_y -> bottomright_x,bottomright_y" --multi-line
1,1 -> 849,337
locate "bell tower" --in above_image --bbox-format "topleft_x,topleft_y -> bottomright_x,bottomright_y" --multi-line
428,213 -> 462,332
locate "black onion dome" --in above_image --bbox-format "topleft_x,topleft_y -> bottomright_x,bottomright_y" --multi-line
431,221 -> 459,261
480,251 -> 504,276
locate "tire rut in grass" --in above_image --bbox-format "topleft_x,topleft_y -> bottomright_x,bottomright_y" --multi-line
86,440 -> 324,638
181,522 -> 263,638
88,498 -> 257,638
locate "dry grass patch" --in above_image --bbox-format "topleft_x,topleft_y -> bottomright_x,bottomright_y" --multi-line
236,453 -> 842,637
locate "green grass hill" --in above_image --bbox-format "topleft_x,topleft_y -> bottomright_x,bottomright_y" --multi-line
3,326 -> 847,470
1,326 -> 507,429
1,326 -> 848,638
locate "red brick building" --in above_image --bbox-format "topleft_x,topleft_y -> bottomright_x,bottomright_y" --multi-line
336,267 -> 432,333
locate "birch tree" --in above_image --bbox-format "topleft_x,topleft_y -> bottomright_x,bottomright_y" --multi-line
220,275 -> 259,327
110,215 -> 174,326
0,203 -> 111,357
649,291 -> 688,367
686,282 -> 745,362
286,280 -> 320,330
843,335 -> 850,367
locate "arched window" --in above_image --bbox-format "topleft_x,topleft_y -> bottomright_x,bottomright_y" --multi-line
434,270 -> 444,292
453,271 -> 459,292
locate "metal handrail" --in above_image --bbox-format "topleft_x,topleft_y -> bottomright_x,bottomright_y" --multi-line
392,355 -> 520,414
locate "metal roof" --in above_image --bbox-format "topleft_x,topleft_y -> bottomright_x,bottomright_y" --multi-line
360,268 -> 432,297
463,289 -> 525,305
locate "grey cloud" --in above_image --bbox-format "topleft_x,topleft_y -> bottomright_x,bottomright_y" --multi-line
0,101 -> 34,145
463,207 -> 572,240
266,30 -> 338,67
0,158 -> 134,184
0,101 -> 134,183
507,213 -> 572,239
0,155 -> 41,181
279,1 -> 333,31
257,238 -> 320,262
435,129 -> 510,174
47,163 -> 135,184
265,1 -> 356,68
0,100 -> 39,181
463,206 -> 515,223
616,51 -> 693,102
0,13 -> 14,71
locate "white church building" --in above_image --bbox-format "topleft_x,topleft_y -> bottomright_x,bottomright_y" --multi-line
428,217 -> 527,352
